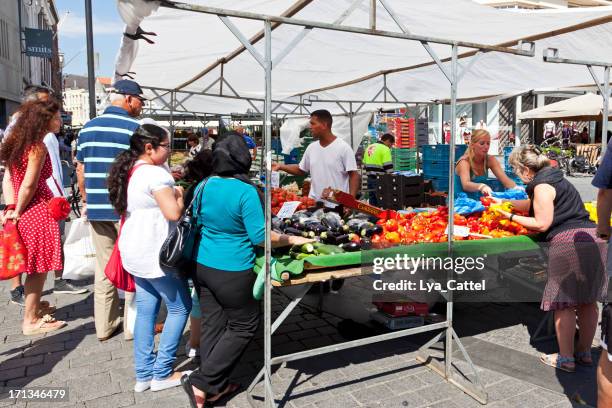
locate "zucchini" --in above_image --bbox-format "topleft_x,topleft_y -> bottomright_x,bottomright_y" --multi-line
313,243 -> 345,255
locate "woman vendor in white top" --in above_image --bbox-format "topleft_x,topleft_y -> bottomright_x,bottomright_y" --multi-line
107,123 -> 191,393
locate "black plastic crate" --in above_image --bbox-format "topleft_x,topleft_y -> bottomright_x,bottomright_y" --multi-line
378,194 -> 424,210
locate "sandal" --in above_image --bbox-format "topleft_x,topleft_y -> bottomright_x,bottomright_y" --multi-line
207,383 -> 241,404
37,301 -> 56,317
22,315 -> 67,336
574,351 -> 593,366
181,374 -> 206,408
540,353 -> 575,373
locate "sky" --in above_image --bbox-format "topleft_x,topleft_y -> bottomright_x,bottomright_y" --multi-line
55,0 -> 124,78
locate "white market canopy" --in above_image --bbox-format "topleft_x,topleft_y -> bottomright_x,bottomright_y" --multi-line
115,0 -> 612,115
518,92 -> 612,120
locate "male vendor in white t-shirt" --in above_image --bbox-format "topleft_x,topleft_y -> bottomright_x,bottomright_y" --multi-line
272,109 -> 360,201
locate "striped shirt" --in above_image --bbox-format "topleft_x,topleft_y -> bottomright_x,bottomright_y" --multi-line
76,106 -> 140,221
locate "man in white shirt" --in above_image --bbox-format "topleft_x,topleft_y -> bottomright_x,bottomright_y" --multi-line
272,109 -> 360,201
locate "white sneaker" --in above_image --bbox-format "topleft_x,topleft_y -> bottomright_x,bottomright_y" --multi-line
185,343 -> 199,358
150,371 -> 192,392
134,381 -> 151,392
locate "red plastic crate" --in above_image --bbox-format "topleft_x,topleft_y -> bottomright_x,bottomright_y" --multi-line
393,118 -> 416,148
373,301 -> 429,317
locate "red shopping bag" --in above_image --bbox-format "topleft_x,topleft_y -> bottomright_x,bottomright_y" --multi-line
0,221 -> 27,280
104,218 -> 135,292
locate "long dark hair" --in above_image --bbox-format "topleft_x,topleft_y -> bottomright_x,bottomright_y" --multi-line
0,99 -> 60,168
183,149 -> 213,183
108,124 -> 167,215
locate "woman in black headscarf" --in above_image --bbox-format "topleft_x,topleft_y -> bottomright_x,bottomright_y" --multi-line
181,132 -> 308,407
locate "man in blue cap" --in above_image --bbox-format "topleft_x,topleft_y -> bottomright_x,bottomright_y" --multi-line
76,79 -> 144,341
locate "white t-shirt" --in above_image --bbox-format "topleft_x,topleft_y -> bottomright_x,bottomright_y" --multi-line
42,133 -> 65,197
299,137 -> 358,200
119,162 -> 176,279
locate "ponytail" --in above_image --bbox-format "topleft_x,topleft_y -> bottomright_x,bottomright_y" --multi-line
107,124 -> 168,216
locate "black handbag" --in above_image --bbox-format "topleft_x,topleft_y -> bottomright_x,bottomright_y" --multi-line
159,178 -> 208,270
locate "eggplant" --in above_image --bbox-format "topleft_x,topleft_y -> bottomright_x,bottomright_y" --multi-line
291,222 -> 305,231
284,227 -> 304,236
272,217 -> 286,232
360,238 -> 372,250
331,234 -> 350,245
339,242 -> 361,252
361,225 -> 383,237
321,212 -> 343,232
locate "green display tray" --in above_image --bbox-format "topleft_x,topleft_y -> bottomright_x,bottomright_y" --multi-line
262,235 -> 539,277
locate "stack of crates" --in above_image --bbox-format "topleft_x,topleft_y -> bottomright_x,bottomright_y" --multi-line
392,147 -> 417,171
375,174 -> 424,210
421,144 -> 468,192
392,118 -> 416,148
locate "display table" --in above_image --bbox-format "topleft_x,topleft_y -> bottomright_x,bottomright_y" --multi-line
248,235 -> 541,406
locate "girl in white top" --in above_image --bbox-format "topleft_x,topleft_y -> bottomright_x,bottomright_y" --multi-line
107,124 -> 192,393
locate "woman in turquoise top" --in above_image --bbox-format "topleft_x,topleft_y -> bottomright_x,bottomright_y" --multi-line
182,132 -> 309,407
455,129 -> 516,198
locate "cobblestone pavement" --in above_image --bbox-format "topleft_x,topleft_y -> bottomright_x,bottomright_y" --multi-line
0,271 -> 602,408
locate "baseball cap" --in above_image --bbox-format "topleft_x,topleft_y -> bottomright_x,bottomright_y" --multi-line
112,79 -> 146,100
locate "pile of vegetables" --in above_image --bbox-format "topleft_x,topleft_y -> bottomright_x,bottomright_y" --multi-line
273,198 -> 530,260
584,201 -> 612,225
271,187 -> 317,215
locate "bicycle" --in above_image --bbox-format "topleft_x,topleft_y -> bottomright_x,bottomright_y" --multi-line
62,160 -> 82,218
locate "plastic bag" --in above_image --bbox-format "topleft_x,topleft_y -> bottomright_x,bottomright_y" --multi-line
0,221 -> 27,280
62,218 -> 96,280
492,188 -> 528,200
454,193 -> 485,215
125,294 -> 137,335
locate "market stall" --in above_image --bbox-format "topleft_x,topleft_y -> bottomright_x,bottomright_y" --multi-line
114,1 -> 612,406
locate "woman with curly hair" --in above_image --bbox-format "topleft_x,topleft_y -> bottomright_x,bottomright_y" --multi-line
107,124 -> 191,392
0,99 -> 66,335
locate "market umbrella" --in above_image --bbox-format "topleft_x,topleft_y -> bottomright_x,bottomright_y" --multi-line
518,93 -> 612,121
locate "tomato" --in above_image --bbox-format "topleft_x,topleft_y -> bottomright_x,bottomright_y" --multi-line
480,197 -> 492,207
384,219 -> 399,232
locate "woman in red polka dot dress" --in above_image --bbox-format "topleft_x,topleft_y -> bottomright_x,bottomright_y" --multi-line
0,99 -> 66,335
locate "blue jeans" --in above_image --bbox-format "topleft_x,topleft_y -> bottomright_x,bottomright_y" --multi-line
133,274 -> 191,382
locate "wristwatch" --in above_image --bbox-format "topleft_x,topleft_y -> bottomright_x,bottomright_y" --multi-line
596,231 -> 610,239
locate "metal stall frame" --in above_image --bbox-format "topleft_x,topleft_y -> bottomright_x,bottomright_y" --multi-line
543,48 -> 612,151
154,1 -> 535,406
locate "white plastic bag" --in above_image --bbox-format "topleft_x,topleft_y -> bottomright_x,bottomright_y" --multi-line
62,218 -> 96,280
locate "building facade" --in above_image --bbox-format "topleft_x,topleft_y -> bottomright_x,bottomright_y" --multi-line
0,0 -> 60,128
62,75 -> 112,127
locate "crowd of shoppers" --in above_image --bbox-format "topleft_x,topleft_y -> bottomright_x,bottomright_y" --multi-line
1,78 -> 610,407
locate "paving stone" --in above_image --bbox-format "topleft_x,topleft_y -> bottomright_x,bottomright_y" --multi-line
84,392 -> 135,408
0,356 -> 43,372
384,374 -> 429,395
298,320 -> 329,330
299,336 -> 335,349
69,351 -> 111,368
312,393 -> 359,408
288,329 -> 320,342
22,343 -> 65,357
350,384 -> 395,404
0,368 -> 25,382
374,390 -> 429,408
275,323 -> 302,335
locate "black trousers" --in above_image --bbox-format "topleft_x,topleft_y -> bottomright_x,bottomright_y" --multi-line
190,263 -> 260,394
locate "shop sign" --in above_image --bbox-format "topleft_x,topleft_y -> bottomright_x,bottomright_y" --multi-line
24,28 -> 53,58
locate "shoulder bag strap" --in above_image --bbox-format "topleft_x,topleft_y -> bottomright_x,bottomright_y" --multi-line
118,163 -> 148,235
188,177 -> 210,220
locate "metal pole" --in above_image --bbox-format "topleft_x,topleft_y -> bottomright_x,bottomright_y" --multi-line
349,102 -> 354,150
370,0 -> 376,30
445,44 -> 458,379
84,0 -> 96,119
263,20 -> 274,408
603,66 -> 610,151
169,91 -> 175,148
